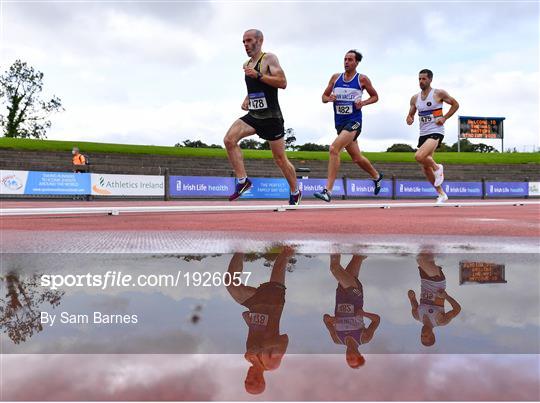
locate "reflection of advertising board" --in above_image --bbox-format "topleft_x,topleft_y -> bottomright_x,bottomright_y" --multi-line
91,174 -> 163,196
459,261 -> 507,284
170,176 -> 234,197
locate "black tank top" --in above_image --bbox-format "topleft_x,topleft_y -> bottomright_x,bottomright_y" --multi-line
245,53 -> 282,119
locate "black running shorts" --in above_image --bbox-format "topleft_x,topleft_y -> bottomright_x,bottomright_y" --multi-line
336,120 -> 362,141
418,133 -> 444,149
240,114 -> 285,142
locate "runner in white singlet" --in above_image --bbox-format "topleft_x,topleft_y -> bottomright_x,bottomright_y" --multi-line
406,69 -> 459,204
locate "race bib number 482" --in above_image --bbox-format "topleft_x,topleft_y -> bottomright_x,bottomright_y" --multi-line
336,104 -> 352,115
249,92 -> 268,110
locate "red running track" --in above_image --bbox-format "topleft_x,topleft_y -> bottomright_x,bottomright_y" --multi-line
1,199 -> 538,237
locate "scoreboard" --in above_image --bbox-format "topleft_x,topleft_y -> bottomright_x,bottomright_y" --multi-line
459,261 -> 507,284
459,116 -> 505,139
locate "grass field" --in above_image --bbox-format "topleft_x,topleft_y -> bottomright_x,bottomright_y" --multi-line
1,137 -> 538,164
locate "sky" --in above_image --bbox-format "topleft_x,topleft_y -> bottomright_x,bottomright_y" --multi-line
1,0 -> 538,151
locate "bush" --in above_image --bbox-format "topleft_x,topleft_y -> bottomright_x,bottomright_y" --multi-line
386,143 -> 415,152
296,143 -> 329,152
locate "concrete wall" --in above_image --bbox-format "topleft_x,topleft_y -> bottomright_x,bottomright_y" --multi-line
1,148 -> 538,181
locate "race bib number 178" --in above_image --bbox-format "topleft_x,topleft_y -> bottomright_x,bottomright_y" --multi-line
249,92 -> 268,110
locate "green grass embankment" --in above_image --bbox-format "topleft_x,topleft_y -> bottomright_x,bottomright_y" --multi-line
1,137 -> 538,164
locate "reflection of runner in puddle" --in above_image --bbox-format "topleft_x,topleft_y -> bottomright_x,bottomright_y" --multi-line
408,251 -> 461,346
226,246 -> 294,395
323,254 -> 380,368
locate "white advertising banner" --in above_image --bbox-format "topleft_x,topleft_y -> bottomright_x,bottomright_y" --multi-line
528,182 -> 540,197
1,170 -> 29,194
91,173 -> 164,196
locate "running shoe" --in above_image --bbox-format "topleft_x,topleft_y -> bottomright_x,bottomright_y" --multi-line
314,188 -> 331,202
229,178 -> 252,201
289,190 -> 302,205
436,192 -> 448,204
433,164 -> 444,187
373,172 -> 384,195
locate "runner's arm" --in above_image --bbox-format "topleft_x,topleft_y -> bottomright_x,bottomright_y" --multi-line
436,89 -> 459,124
441,292 -> 461,323
359,311 -> 380,343
261,53 -> 287,89
323,314 -> 341,344
357,75 -> 378,108
322,73 -> 340,103
241,95 -> 249,110
406,95 -> 417,125
408,290 -> 420,320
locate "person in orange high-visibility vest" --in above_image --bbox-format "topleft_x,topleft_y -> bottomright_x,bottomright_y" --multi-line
72,147 -> 86,173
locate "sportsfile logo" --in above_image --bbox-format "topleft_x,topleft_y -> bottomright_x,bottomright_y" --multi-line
1,174 -> 23,190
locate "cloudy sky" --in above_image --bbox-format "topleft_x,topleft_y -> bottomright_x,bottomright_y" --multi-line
1,1 -> 538,151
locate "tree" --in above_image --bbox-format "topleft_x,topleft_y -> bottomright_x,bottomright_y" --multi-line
0,271 -> 64,344
258,141 -> 271,150
451,139 -> 474,152
174,140 -> 221,148
175,139 -> 209,148
0,60 -> 63,138
284,128 -> 297,151
472,143 -> 498,153
438,142 -> 452,152
240,138 -> 263,149
386,143 -> 415,152
296,142 -> 329,152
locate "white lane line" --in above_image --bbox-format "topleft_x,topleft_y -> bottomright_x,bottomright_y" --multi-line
1,201 -> 538,216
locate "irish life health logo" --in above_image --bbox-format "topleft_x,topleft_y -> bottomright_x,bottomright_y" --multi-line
92,176 -> 112,195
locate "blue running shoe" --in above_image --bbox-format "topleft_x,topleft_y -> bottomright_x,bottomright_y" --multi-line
314,189 -> 331,202
373,173 -> 384,195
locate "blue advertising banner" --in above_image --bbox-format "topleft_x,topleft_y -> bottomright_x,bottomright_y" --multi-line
347,179 -> 392,197
395,180 -> 438,197
486,182 -> 528,197
442,182 -> 483,197
239,177 -> 290,199
170,176 -> 234,197
298,178 -> 345,198
24,171 -> 91,195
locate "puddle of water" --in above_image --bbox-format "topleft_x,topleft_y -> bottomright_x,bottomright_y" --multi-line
2,242 -> 538,400
1,251 -> 538,354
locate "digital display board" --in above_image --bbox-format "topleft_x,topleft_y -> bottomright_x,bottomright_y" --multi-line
459,261 -> 507,284
459,116 -> 505,139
